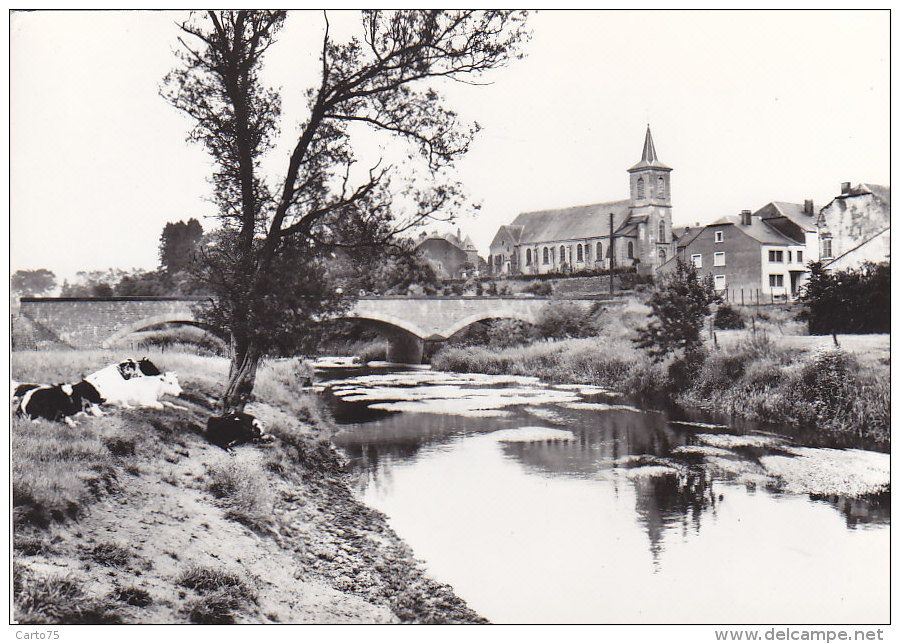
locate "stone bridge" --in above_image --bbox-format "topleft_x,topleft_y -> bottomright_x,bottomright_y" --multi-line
16,295 -> 607,362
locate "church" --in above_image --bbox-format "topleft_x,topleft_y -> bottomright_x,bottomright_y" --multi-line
488,126 -> 676,276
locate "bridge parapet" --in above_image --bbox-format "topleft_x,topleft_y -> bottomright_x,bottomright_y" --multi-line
16,295 -> 608,359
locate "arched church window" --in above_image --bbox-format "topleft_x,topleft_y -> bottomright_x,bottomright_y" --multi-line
627,241 -> 634,259
559,245 -> 566,262
658,219 -> 666,242
658,248 -> 666,263
657,176 -> 665,199
576,244 -> 583,262
526,248 -> 532,265
636,177 -> 645,199
596,242 -> 602,260
543,247 -> 549,264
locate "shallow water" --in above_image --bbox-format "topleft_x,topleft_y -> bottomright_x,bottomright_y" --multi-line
323,367 -> 890,624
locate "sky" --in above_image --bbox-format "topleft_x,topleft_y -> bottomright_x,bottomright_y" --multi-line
9,10 -> 890,282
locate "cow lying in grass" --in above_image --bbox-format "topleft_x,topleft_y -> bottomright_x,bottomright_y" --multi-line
206,412 -> 274,451
13,380 -> 105,427
12,358 -> 185,425
85,360 -> 184,410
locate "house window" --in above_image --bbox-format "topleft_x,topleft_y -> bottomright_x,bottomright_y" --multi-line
658,220 -> 666,242
627,241 -> 634,259
657,176 -> 665,199
768,250 -> 784,262
525,249 -> 532,265
797,250 -> 803,263
714,275 -> 726,290
691,254 -> 702,268
636,177 -> 645,199
543,247 -> 550,265
769,274 -> 784,288
715,231 -> 724,243
713,252 -> 725,267
577,244 -> 583,262
822,237 -> 833,259
596,242 -> 602,260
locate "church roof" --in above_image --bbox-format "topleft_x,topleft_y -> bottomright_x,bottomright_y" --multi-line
508,200 -> 633,245
628,126 -> 672,172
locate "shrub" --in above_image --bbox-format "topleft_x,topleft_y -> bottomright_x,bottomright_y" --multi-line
179,565 -> 256,625
84,542 -> 132,568
535,301 -> 595,339
487,319 -> 534,348
14,567 -> 122,624
801,261 -> 889,334
206,460 -> 272,532
110,586 -> 152,607
635,259 -> 720,360
523,280 -> 553,296
714,303 -> 745,329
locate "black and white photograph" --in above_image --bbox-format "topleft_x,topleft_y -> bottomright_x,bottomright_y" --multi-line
8,8 -> 892,633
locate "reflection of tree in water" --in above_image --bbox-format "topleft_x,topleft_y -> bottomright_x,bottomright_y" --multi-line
818,491 -> 890,528
631,467 -> 718,568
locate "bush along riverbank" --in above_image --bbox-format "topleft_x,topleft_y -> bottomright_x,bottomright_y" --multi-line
432,329 -> 890,449
11,350 -> 485,624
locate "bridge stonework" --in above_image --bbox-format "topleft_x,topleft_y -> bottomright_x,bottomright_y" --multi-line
16,297 -> 201,349
16,296 -> 605,362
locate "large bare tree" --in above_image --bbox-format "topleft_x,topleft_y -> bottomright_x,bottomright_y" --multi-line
163,10 -> 528,411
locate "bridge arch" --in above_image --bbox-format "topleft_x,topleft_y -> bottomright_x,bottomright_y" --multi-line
440,311 -> 541,340
335,312 -> 431,340
100,314 -> 223,349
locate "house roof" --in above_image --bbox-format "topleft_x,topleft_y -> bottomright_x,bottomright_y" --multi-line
822,182 -> 891,215
508,199 -> 633,245
855,183 -> 891,207
628,126 -> 672,172
762,201 -> 817,232
708,215 -> 799,246
675,226 -> 704,248
416,230 -> 477,252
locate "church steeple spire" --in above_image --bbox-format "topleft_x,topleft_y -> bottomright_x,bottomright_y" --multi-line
629,125 -> 671,171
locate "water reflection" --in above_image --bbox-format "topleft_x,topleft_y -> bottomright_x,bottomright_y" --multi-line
324,367 -> 889,623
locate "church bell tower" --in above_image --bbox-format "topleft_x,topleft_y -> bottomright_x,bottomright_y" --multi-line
628,126 -> 673,273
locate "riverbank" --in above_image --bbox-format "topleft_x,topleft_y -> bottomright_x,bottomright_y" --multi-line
432,324 -> 890,448
11,350 -> 485,624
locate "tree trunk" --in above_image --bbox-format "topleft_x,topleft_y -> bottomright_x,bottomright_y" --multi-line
222,334 -> 261,414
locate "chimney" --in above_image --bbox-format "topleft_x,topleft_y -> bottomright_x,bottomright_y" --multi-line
695,221 -> 700,227
740,209 -> 752,226
804,199 -> 814,215
841,182 -> 851,195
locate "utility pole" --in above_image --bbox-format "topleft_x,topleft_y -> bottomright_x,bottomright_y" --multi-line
609,212 -> 615,296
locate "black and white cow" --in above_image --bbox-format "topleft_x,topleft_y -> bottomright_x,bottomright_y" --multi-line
206,412 -> 274,451
16,381 -> 104,427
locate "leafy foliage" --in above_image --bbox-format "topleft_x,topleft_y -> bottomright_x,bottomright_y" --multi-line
160,218 -> 204,275
713,303 -> 745,329
162,10 -> 529,410
635,259 -> 719,360
799,261 -> 889,334
11,269 -> 57,297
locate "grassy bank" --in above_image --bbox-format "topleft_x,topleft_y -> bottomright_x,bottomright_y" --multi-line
11,349 -> 484,624
432,304 -> 890,446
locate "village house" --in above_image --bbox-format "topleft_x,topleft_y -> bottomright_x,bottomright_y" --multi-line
414,229 -> 484,280
667,208 -> 809,302
487,126 -> 676,277
817,182 -> 890,271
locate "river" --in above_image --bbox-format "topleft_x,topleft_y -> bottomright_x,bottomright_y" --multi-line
318,365 -> 890,624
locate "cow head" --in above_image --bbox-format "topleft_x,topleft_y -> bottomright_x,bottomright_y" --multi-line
160,372 -> 182,397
